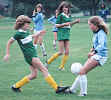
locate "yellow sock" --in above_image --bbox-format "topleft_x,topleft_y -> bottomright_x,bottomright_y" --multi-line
45,74 -> 58,91
47,53 -> 59,64
15,76 -> 30,88
59,55 -> 68,69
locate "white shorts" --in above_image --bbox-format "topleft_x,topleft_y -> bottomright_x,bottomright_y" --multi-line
91,54 -> 107,66
33,30 -> 42,36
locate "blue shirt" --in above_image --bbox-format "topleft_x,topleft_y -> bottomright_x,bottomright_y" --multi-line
32,12 -> 44,31
48,16 -> 58,32
93,29 -> 108,57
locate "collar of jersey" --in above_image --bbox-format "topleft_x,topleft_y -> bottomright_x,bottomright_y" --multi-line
18,29 -> 27,33
62,12 -> 69,18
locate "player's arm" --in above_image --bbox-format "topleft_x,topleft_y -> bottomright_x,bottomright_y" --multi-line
3,37 -> 15,61
70,18 -> 80,26
56,22 -> 71,28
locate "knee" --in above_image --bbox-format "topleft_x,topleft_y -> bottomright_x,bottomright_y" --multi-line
79,68 -> 86,75
30,73 -> 37,80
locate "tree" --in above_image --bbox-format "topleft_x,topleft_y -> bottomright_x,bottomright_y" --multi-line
69,0 -> 100,15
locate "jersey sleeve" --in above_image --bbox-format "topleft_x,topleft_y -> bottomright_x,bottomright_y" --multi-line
13,33 -> 21,40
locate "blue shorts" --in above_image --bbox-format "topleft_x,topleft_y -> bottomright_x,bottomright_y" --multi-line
91,54 -> 107,66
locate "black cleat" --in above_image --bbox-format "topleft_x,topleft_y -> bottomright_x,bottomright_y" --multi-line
64,88 -> 74,94
56,86 -> 69,94
11,86 -> 22,92
43,53 -> 47,57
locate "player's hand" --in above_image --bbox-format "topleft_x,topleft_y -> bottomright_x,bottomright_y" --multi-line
64,22 -> 71,26
75,18 -> 80,23
90,48 -> 94,52
3,54 -> 10,61
88,52 -> 94,58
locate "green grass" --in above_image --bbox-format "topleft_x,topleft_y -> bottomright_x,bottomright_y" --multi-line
0,17 -> 111,100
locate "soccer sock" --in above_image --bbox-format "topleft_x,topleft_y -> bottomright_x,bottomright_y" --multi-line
70,75 -> 80,93
34,44 -> 38,49
59,55 -> 68,69
45,74 -> 58,91
79,75 -> 87,94
53,40 -> 56,45
47,52 -> 60,64
14,76 -> 30,88
40,43 -> 47,56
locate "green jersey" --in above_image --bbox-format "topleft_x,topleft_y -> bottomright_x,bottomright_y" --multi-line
13,29 -> 37,65
56,13 -> 72,40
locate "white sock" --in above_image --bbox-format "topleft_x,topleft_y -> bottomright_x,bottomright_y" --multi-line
70,75 -> 80,93
40,43 -> 47,55
53,40 -> 56,45
79,75 -> 87,95
34,44 -> 37,49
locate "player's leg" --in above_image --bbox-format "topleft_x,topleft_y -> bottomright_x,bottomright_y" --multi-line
78,58 -> 99,96
11,66 -> 38,92
32,57 -> 68,93
47,40 -> 64,64
39,31 -> 47,56
53,32 -> 57,50
33,31 -> 41,49
59,40 -> 69,70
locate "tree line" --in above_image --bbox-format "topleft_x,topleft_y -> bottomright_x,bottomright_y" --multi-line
1,0 -> 111,18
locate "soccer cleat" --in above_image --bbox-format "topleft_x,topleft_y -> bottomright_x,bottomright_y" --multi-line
56,86 -> 69,93
64,87 -> 74,94
11,86 -> 22,92
58,67 -> 65,71
43,53 -> 47,57
78,93 -> 87,96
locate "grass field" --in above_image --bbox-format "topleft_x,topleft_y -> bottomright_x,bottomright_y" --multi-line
0,17 -> 111,100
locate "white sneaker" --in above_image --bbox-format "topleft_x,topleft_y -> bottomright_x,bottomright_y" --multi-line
78,93 -> 87,96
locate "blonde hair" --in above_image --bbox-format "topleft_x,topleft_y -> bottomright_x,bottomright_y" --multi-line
14,15 -> 31,30
88,16 -> 109,34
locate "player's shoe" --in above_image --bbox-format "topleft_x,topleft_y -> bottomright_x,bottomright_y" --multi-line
56,86 -> 69,93
58,67 -> 65,71
11,85 -> 22,92
78,93 -> 87,96
43,52 -> 47,57
64,87 -> 74,94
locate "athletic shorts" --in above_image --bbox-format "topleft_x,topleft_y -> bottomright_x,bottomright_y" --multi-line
91,54 -> 107,66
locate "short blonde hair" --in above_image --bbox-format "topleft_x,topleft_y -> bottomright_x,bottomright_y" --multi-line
88,16 -> 109,34
14,15 -> 31,30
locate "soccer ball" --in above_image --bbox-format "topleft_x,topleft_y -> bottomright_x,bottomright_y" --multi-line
71,62 -> 82,75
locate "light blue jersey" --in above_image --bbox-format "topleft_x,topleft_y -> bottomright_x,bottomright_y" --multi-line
93,29 -> 108,57
48,16 -> 58,32
32,12 -> 44,31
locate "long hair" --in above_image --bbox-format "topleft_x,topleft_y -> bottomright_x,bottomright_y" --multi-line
14,15 -> 31,30
35,3 -> 43,13
88,16 -> 109,34
57,1 -> 71,15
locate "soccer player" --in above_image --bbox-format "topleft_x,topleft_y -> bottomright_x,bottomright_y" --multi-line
32,3 -> 47,56
3,15 -> 68,93
48,10 -> 58,50
64,16 -> 109,96
47,1 -> 80,70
